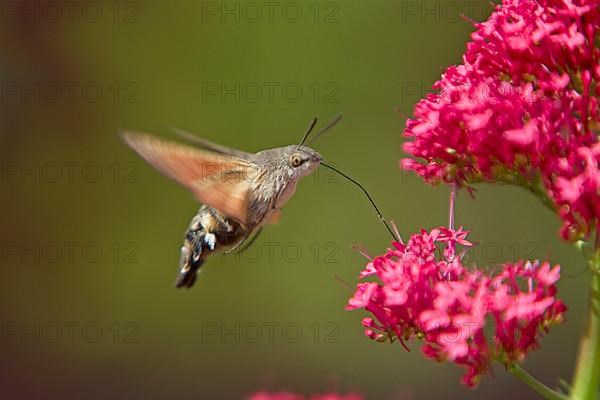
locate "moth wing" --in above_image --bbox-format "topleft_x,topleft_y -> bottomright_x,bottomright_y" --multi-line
190,168 -> 259,225
170,126 -> 254,160
267,209 -> 281,224
121,131 -> 257,224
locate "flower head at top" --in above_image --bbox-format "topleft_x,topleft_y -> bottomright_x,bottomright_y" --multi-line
402,0 -> 600,240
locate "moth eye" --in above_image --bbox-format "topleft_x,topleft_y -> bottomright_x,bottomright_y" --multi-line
291,155 -> 303,167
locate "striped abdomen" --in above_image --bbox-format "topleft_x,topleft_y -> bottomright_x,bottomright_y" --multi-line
175,206 -> 247,288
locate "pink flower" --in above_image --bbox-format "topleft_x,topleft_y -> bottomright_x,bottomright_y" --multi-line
347,282 -> 378,309
347,228 -> 566,387
402,0 -> 600,241
504,120 -> 539,146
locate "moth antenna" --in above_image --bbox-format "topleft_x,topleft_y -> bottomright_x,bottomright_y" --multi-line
307,114 -> 343,145
298,117 -> 318,148
320,161 -> 399,241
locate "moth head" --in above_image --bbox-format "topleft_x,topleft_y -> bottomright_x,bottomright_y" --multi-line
286,145 -> 321,177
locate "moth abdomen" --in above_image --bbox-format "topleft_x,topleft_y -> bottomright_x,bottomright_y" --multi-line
175,206 -> 247,289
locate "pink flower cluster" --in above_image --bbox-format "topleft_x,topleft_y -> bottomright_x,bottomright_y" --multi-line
347,227 -> 566,387
402,0 -> 600,240
248,392 -> 362,400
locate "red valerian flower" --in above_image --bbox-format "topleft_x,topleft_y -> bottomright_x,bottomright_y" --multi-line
401,0 -> 600,240
248,392 -> 362,400
347,228 -> 566,387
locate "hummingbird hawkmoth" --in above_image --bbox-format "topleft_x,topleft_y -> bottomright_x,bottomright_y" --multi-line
122,116 -> 350,288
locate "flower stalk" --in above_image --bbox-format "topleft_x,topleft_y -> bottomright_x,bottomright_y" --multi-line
509,364 -> 567,400
570,253 -> 600,400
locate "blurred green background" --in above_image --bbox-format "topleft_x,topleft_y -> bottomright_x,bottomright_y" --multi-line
0,1 -> 588,398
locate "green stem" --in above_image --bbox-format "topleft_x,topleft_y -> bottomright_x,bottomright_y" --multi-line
570,256 -> 600,400
509,364 -> 567,400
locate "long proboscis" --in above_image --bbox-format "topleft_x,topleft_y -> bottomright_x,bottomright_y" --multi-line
320,161 -> 399,241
